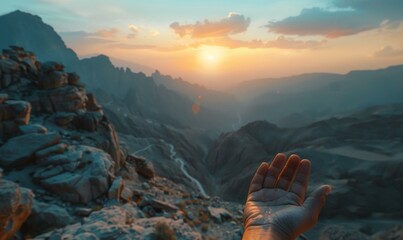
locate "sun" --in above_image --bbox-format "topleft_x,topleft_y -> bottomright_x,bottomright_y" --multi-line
198,45 -> 225,68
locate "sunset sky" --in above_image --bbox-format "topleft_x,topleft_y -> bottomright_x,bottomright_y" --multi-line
1,0 -> 403,89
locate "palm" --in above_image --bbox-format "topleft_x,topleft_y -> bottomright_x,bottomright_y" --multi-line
243,154 -> 331,239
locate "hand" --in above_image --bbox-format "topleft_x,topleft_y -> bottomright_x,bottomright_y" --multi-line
243,154 -> 332,240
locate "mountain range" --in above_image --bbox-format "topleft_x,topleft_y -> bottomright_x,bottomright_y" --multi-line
1,9 -> 402,239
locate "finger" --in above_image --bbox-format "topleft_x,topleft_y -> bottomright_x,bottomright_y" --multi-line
303,185 -> 332,224
263,153 -> 287,188
248,162 -> 269,194
289,159 -> 311,202
276,154 -> 301,190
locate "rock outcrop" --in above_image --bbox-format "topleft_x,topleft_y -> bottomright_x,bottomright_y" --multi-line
0,46 -> 246,240
33,145 -> 114,203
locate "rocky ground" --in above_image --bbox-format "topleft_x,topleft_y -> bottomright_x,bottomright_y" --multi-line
0,46 -> 244,240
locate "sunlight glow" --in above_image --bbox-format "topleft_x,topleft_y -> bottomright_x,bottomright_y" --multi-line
198,45 -> 226,68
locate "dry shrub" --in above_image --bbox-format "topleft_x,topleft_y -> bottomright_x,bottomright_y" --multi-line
154,222 -> 176,240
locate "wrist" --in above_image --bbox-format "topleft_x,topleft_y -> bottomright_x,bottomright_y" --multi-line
243,225 -> 295,240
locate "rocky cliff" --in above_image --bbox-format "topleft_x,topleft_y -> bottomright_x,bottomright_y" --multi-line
0,46 -> 244,239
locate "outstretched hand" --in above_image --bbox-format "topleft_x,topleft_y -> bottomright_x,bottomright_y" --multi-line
243,154 -> 331,240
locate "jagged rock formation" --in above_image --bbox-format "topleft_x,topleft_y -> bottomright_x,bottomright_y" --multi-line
0,46 -> 245,240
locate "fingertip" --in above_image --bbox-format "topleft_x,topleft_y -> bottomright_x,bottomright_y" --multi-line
274,153 -> 287,162
289,153 -> 301,159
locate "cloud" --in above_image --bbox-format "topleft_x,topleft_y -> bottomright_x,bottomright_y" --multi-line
127,24 -> 140,38
109,43 -> 156,50
373,46 -> 403,57
191,36 -> 324,49
266,0 -> 403,38
60,31 -> 116,44
94,28 -> 119,38
170,12 -> 250,38
149,30 -> 160,37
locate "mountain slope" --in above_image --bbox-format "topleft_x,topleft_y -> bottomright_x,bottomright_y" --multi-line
0,10 -> 80,71
233,65 -> 403,127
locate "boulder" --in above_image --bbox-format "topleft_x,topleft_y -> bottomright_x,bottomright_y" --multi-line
67,72 -> 80,86
108,176 -> 124,201
35,143 -> 68,160
207,207 -> 232,223
0,59 -> 19,74
53,112 -> 76,126
30,85 -> 87,113
127,155 -> 155,180
150,199 -> 179,213
48,86 -> 87,112
19,124 -> 48,135
86,93 -> 102,111
0,180 -> 34,240
0,100 -> 31,123
78,111 -> 104,131
22,200 -> 73,236
0,132 -> 60,168
97,123 -> 125,169
40,61 -> 64,73
38,71 -> 68,89
33,145 -> 114,203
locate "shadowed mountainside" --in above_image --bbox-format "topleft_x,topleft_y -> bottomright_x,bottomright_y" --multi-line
233,66 -> 403,127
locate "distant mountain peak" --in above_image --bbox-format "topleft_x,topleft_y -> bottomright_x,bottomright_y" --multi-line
2,10 -> 41,20
0,10 -> 79,70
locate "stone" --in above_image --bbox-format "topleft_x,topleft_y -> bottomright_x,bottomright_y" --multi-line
67,72 -> 80,85
53,112 -> 76,126
39,71 -> 68,89
78,111 -> 104,131
0,132 -> 60,168
86,93 -> 102,111
0,180 -> 34,240
0,59 -> 19,74
108,176 -> 124,201
121,187 -> 133,202
0,100 -> 31,123
40,61 -> 64,73
22,200 -> 73,236
74,208 -> 93,217
49,86 -> 87,112
135,217 -> 202,240
19,124 -> 48,135
207,207 -> 232,223
33,145 -> 114,203
150,199 -> 179,213
35,143 -> 68,160
128,155 -> 155,180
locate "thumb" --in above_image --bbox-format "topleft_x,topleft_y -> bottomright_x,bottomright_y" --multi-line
303,185 -> 332,223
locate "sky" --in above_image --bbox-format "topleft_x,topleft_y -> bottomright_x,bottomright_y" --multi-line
1,0 -> 403,89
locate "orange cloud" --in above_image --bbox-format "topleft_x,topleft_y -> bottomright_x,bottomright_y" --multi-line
191,36 -> 324,49
373,46 -> 403,57
109,43 -> 155,50
127,24 -> 140,38
170,12 -> 250,38
95,27 -> 119,38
